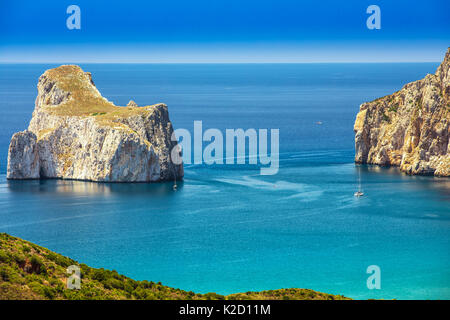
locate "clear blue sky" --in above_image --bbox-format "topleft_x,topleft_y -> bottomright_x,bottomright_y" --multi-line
0,0 -> 449,62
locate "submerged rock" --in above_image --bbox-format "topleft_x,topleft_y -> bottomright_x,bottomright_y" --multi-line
354,48 -> 450,177
7,65 -> 183,182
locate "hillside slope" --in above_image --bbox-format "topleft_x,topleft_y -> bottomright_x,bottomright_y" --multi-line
0,233 -> 349,300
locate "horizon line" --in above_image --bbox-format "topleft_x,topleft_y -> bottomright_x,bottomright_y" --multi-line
0,61 -> 441,64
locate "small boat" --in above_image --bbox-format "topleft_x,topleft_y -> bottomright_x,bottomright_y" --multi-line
354,165 -> 364,197
316,121 -> 323,125
171,164 -> 178,191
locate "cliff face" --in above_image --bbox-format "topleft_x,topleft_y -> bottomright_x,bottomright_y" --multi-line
7,65 -> 183,182
354,48 -> 450,176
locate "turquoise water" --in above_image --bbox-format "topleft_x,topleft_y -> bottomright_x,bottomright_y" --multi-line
0,63 -> 449,299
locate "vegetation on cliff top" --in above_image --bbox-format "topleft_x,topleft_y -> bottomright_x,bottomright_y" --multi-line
0,233 -> 349,300
43,65 -> 164,119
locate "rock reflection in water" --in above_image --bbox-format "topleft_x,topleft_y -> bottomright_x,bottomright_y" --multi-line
7,178 -> 183,197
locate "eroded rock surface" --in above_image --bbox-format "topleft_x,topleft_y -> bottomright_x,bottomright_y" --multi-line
354,48 -> 450,176
7,65 -> 183,182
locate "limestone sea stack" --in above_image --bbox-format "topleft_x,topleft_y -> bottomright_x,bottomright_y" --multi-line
7,65 -> 183,182
354,48 -> 450,176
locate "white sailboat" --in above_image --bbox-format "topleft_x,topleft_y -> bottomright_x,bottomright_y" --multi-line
354,165 -> 364,197
173,172 -> 178,191
170,161 -> 178,191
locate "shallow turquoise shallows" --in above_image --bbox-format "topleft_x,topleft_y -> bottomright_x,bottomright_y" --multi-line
0,63 -> 448,299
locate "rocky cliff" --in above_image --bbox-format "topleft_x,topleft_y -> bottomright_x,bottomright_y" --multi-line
354,48 -> 450,176
7,65 -> 183,182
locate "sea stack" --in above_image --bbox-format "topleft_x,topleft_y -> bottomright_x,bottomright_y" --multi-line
354,48 -> 450,176
7,65 -> 183,182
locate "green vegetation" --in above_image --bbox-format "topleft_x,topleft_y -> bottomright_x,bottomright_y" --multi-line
227,288 -> 347,300
45,65 -> 118,117
388,104 -> 399,113
43,65 -> 162,120
373,94 -> 390,102
414,99 -> 422,111
0,233 -> 349,300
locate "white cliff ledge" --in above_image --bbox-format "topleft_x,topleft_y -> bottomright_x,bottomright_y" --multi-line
7,65 -> 183,182
354,48 -> 450,177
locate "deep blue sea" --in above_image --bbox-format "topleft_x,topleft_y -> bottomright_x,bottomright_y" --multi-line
0,63 -> 449,299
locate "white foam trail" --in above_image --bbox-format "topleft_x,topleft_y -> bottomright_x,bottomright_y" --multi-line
423,213 -> 439,218
282,190 -> 323,201
215,175 -> 322,201
0,212 -> 112,229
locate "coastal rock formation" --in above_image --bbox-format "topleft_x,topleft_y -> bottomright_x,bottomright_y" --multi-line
7,65 -> 183,182
354,48 -> 450,176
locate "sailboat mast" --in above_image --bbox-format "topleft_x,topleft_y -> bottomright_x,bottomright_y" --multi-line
358,166 -> 362,192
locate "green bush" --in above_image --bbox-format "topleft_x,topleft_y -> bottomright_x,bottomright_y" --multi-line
45,252 -> 72,268
30,255 -> 46,275
43,286 -> 56,299
103,278 -> 124,290
92,268 -> 108,282
0,251 -> 10,263
0,266 -> 10,281
133,287 -> 147,299
12,252 -> 26,265
388,104 -> 398,113
204,292 -> 225,300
